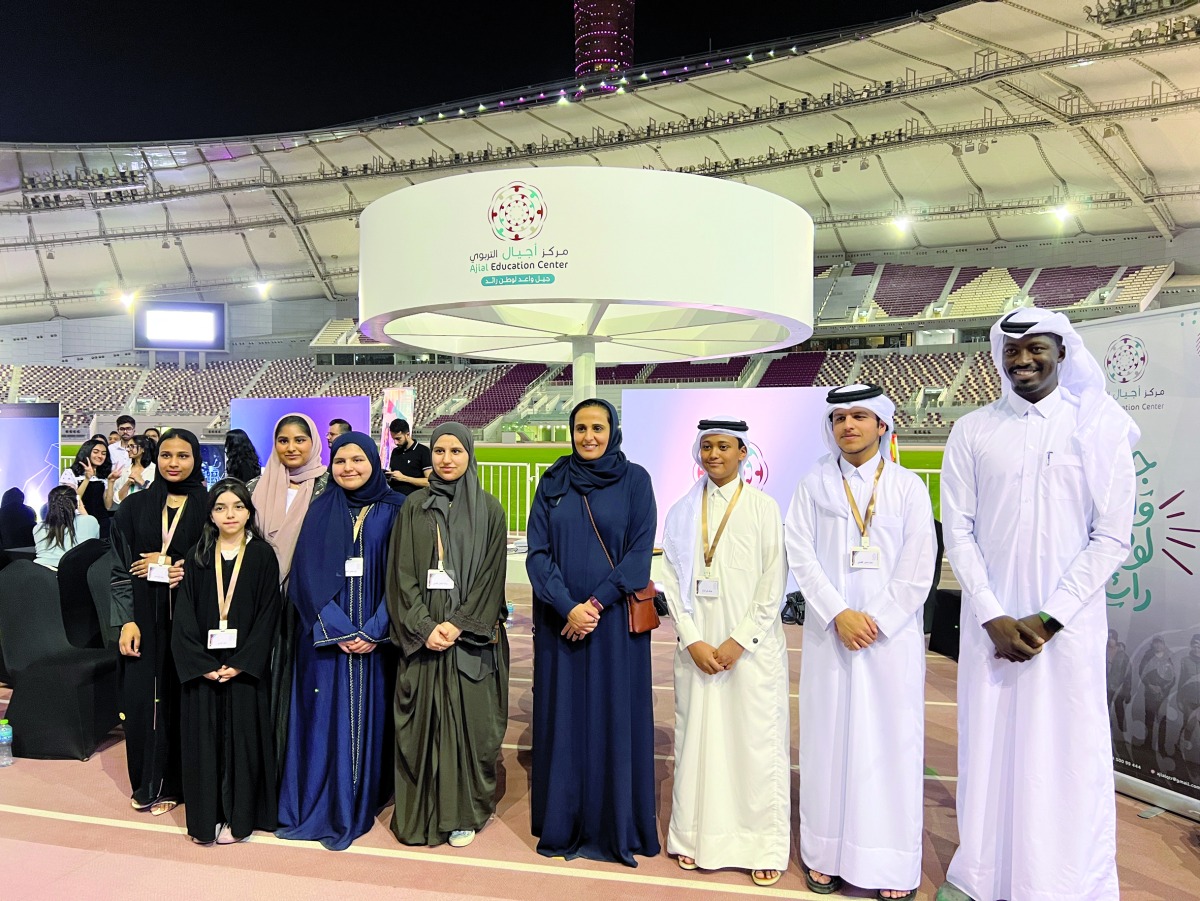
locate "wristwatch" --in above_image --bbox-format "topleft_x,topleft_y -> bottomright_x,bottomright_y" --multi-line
1038,611 -> 1064,635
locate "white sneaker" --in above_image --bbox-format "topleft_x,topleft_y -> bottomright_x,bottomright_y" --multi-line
448,829 -> 476,848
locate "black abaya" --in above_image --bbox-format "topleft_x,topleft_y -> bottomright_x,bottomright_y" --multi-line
172,538 -> 282,842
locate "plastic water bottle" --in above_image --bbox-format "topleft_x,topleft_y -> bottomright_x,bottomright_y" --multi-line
0,719 -> 13,767
506,600 -> 515,627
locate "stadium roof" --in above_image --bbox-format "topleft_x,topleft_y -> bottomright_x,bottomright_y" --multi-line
0,0 -> 1197,326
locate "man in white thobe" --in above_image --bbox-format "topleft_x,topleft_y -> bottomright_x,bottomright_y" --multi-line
662,417 -> 790,887
938,308 -> 1138,901
785,384 -> 935,900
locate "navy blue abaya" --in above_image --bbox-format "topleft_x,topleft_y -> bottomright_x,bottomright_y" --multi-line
526,463 -> 660,866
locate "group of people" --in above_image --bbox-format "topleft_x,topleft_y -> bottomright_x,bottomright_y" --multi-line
36,306 -> 1129,901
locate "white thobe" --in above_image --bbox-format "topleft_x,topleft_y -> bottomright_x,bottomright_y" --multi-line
943,388 -> 1134,901
662,478 -> 791,871
784,452 -> 934,892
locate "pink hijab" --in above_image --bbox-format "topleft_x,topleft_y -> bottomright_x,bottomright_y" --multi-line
251,413 -> 326,581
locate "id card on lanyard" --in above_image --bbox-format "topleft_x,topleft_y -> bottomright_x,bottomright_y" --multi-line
427,521 -> 456,590
345,505 -> 372,579
695,479 -> 744,598
208,536 -> 245,650
149,497 -> 188,583
845,457 -> 885,570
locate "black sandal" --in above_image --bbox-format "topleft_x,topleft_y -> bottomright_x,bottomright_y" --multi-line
806,870 -> 842,894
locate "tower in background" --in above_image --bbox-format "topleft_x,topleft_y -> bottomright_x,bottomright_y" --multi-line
574,1 -> 635,79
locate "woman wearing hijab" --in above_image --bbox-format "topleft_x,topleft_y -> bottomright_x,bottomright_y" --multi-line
111,428 -> 209,815
386,423 -> 509,849
0,487 -> 37,549
249,414 -> 329,771
525,398 -> 659,866
276,431 -> 404,851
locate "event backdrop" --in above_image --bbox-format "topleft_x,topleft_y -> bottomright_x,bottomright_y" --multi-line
0,402 -> 60,516
378,387 -> 416,464
620,386 -> 831,542
1079,307 -> 1200,819
230,397 -> 371,468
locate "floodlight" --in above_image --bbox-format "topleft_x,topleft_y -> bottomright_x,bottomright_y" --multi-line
1054,205 -> 1072,221
892,216 -> 911,229
860,159 -> 870,170
119,291 -> 136,308
254,281 -> 271,299
46,250 -> 55,260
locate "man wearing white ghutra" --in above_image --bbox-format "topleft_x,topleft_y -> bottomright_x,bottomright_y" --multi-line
784,384 -> 935,901
661,417 -> 790,888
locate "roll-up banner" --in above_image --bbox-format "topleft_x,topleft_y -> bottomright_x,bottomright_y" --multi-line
379,387 -> 416,465
1078,306 -> 1200,821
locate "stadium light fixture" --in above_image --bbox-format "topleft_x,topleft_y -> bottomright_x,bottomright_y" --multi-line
254,281 -> 271,299
892,216 -> 911,229
161,239 -> 170,249
46,250 -> 55,260
1054,205 -> 1072,221
860,158 -> 870,170
119,291 -> 136,308
268,229 -> 277,239
813,167 -> 823,178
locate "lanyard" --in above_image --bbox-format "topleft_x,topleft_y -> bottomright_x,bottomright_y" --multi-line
352,504 -> 373,543
215,536 -> 247,625
435,521 -> 446,571
160,497 -> 188,557
701,479 -> 744,570
842,456 -> 885,547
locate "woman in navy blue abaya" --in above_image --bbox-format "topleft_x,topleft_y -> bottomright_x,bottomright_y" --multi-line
526,398 -> 660,866
276,432 -> 404,850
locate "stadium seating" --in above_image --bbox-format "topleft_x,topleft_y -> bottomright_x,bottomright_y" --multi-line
1113,264 -> 1169,306
757,351 -> 827,388
813,350 -> 856,387
1028,266 -> 1119,308
17,366 -> 141,422
645,357 -> 749,383
859,351 -> 964,406
141,359 -> 263,417
551,363 -> 647,385
872,264 -> 953,318
945,267 -> 1034,318
427,363 -> 546,430
247,358 -> 333,398
953,350 -> 1001,405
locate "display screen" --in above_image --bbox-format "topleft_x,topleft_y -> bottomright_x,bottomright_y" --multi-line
133,301 -> 226,351
0,402 -> 61,518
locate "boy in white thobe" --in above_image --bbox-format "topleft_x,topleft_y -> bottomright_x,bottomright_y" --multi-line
785,385 -> 935,900
938,309 -> 1137,901
662,417 -> 790,887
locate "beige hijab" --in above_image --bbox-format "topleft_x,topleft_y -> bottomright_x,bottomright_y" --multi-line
251,412 -> 325,581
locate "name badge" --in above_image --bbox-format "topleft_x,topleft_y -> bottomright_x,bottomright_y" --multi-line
147,562 -> 171,583
427,568 -> 455,590
849,546 -> 881,570
344,557 -> 364,578
207,628 -> 238,649
695,578 -> 720,597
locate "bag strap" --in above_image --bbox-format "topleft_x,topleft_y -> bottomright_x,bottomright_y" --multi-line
582,495 -> 615,570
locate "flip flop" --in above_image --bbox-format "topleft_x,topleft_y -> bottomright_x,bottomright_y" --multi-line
806,870 -> 842,894
130,798 -> 154,811
877,892 -> 917,901
150,799 -> 179,816
752,870 -> 782,887
676,856 -> 698,871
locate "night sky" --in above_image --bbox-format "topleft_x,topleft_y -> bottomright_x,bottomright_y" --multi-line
6,1 -> 927,144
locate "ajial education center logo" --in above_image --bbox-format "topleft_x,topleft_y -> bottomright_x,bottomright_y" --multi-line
471,181 -> 569,287
488,181 -> 547,241
1104,334 -> 1149,384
